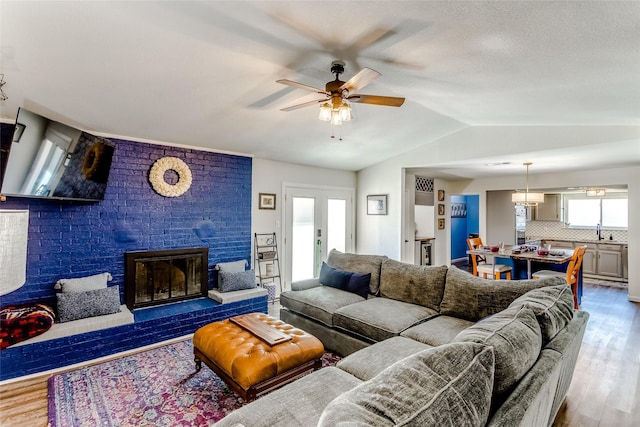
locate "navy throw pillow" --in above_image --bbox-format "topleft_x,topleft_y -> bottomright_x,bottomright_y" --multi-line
347,272 -> 372,299
319,262 -> 353,290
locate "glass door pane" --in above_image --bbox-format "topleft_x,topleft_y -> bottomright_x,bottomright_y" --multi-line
291,197 -> 316,282
327,198 -> 346,253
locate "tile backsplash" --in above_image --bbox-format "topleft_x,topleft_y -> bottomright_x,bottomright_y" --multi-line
526,220 -> 628,243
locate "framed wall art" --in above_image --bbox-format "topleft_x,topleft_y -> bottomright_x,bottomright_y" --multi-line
437,189 -> 445,201
367,194 -> 388,215
438,218 -> 445,230
258,193 -> 276,210
438,204 -> 445,216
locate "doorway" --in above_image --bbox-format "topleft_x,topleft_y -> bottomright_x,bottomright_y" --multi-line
283,185 -> 354,285
450,195 -> 480,262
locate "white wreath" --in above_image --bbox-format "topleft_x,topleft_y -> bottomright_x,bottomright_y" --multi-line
149,157 -> 192,197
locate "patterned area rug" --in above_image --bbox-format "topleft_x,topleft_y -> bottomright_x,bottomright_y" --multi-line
48,339 -> 341,427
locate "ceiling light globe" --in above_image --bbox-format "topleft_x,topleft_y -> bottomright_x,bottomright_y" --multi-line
319,103 -> 332,121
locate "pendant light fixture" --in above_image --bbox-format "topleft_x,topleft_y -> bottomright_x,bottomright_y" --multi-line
512,162 -> 544,206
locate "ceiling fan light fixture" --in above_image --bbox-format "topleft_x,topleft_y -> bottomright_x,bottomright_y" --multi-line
319,103 -> 332,121
339,102 -> 353,121
330,112 -> 343,126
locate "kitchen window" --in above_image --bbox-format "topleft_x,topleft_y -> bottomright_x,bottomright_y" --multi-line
564,193 -> 628,229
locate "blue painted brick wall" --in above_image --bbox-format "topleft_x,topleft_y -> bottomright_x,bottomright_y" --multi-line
1,123 -> 259,379
0,123 -> 252,307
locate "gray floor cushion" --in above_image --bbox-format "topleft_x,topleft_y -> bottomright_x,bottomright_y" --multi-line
334,297 -> 439,342
401,315 -> 475,347
337,336 -> 432,381
280,285 -> 365,327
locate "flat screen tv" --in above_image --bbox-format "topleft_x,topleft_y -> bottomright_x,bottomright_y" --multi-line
0,108 -> 115,201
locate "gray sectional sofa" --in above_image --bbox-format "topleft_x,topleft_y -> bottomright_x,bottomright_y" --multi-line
215,250 -> 589,427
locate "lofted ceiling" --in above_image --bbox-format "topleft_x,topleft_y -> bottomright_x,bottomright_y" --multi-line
1,1 -> 639,175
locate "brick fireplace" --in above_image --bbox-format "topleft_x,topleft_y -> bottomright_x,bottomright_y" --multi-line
125,247 -> 209,309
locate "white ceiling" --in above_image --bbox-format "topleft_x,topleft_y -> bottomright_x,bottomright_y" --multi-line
1,1 -> 639,175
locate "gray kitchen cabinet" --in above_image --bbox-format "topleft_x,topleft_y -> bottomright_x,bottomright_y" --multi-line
580,243 -> 598,275
597,244 -> 623,278
534,194 -> 561,221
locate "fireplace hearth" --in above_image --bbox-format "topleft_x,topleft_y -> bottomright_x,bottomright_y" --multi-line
125,248 -> 208,309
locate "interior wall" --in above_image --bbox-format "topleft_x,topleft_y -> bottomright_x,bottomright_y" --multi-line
487,190 -> 517,245
252,158 -> 356,289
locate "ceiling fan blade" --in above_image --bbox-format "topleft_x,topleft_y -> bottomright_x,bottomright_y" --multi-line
276,79 -> 328,94
281,98 -> 326,111
348,94 -> 405,107
341,68 -> 381,92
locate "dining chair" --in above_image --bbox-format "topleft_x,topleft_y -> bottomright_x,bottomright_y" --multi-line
467,237 -> 512,280
532,245 -> 587,309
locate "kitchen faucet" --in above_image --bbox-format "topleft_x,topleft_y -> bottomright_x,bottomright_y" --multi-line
596,223 -> 604,240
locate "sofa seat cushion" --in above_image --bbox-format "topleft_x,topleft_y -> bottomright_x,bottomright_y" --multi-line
440,265 -> 567,322
334,298 -> 439,342
454,305 -> 542,397
214,366 -> 362,427
327,249 -> 388,295
508,284 -> 575,344
337,336 -> 432,381
318,342 -> 495,427
280,286 -> 365,327
401,315 -> 475,347
379,259 -> 447,311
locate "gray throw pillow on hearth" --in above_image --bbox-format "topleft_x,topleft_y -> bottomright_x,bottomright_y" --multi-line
56,286 -> 121,322
219,270 -> 257,292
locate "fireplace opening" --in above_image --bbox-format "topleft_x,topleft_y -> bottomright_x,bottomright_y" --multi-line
125,248 -> 208,309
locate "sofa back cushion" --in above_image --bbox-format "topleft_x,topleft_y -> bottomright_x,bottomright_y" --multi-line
318,342 -> 495,427
379,259 -> 448,310
440,265 -> 567,321
454,305 -> 542,397
508,284 -> 575,344
327,249 -> 388,295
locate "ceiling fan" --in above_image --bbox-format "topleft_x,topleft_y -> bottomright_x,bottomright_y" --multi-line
277,60 -> 405,125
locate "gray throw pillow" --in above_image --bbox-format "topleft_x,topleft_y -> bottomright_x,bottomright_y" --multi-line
318,342 -> 495,427
379,259 -> 447,310
219,270 -> 257,292
56,286 -> 121,323
508,284 -> 575,344
216,260 -> 247,273
55,272 -> 112,293
454,305 -> 542,396
440,265 -> 567,321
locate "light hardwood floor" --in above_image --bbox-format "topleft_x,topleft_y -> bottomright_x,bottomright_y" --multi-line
1,285 -> 637,427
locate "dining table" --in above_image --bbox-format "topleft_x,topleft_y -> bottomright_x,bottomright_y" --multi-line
466,245 -> 574,279
466,244 -> 582,304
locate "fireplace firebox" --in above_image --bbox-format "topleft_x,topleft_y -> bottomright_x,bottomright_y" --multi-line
125,248 -> 209,309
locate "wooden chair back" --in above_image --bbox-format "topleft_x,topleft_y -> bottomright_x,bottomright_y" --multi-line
466,237 -> 485,276
566,245 -> 587,285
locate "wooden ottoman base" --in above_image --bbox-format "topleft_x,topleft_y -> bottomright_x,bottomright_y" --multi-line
193,313 -> 324,402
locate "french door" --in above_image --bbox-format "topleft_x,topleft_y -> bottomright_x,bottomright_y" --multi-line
283,185 -> 354,287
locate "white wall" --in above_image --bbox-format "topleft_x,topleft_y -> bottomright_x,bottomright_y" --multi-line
252,158 -> 356,289
356,125 -> 640,301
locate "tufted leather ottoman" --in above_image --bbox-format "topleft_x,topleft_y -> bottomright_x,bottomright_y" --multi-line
193,313 -> 324,401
